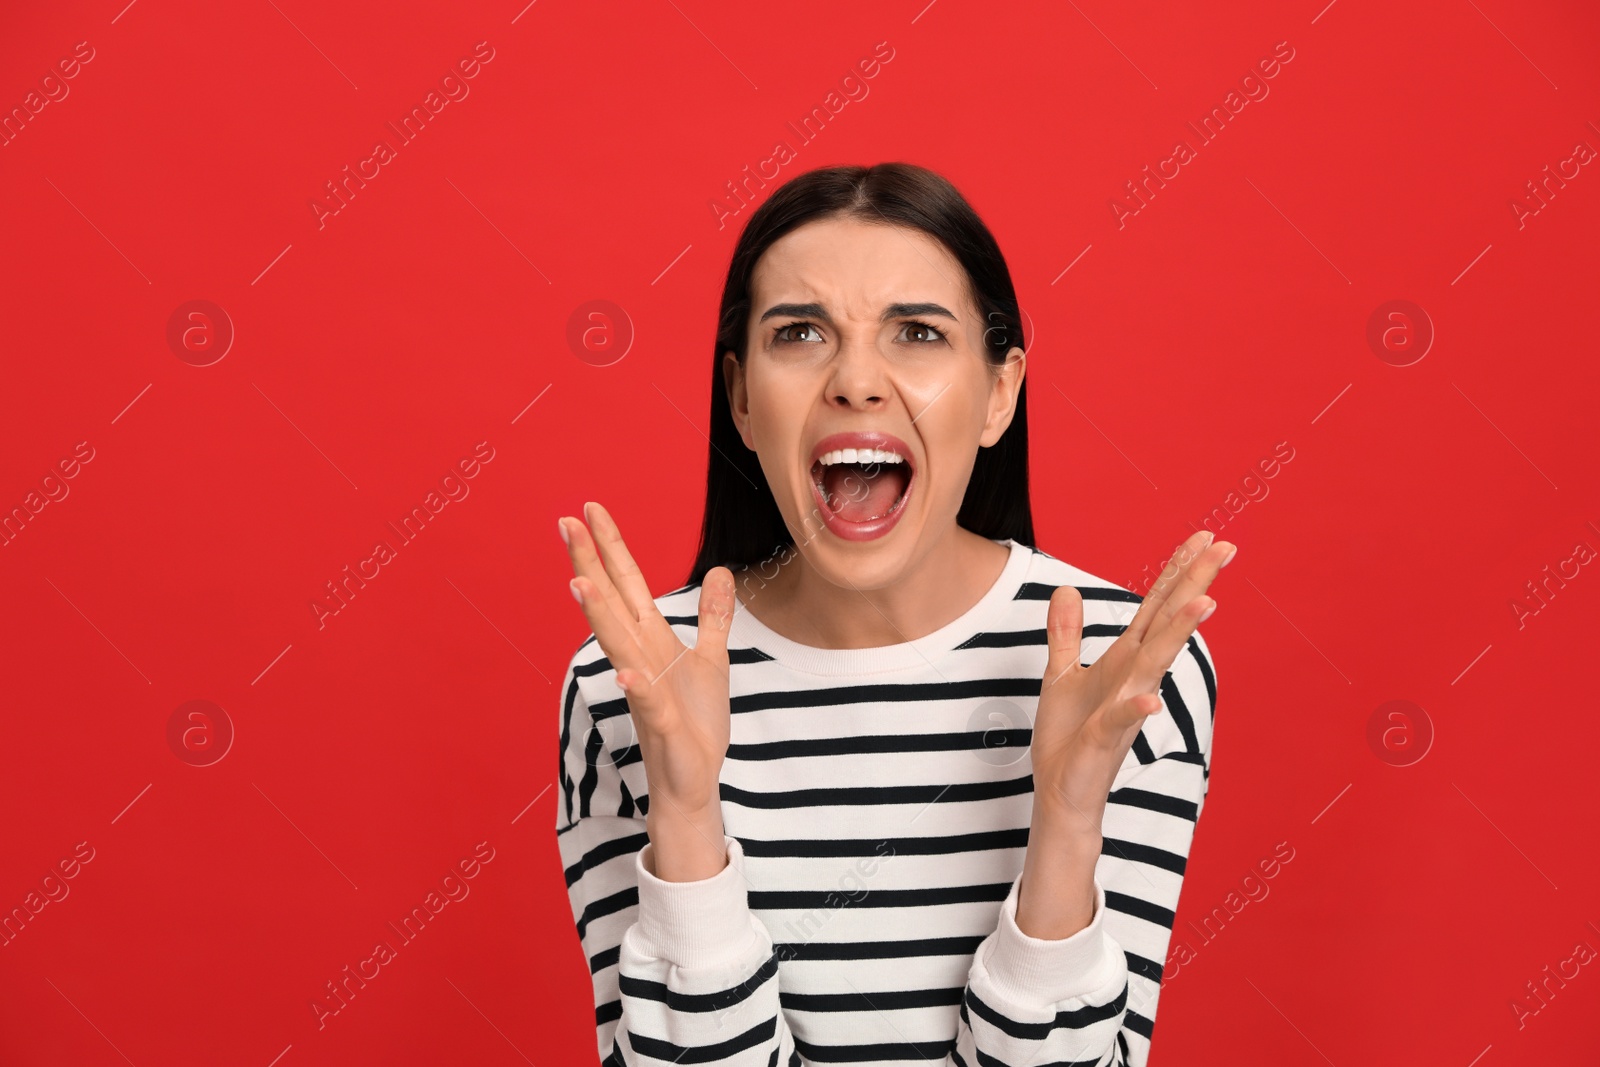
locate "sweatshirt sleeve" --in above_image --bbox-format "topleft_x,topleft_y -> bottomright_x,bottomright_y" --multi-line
947,630 -> 1218,1067
556,651 -> 794,1066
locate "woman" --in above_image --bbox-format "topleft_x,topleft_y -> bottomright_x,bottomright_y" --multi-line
556,162 -> 1232,1066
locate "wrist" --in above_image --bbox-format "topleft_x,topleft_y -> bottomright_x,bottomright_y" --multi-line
646,801 -> 728,882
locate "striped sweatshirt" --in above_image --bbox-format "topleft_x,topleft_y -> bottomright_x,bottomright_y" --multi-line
556,538 -> 1217,1067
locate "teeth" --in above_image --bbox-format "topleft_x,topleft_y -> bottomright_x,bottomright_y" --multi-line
815,447 -> 906,467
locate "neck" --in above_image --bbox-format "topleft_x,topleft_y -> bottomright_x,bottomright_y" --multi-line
734,525 -> 1013,649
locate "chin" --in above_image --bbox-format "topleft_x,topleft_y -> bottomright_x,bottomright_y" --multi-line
782,491 -> 931,592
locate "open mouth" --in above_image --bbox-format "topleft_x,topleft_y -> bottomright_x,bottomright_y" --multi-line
807,432 -> 916,542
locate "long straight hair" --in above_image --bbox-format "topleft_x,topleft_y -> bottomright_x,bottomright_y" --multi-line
688,162 -> 1033,585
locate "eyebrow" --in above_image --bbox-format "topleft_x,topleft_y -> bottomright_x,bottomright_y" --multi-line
757,301 -> 959,323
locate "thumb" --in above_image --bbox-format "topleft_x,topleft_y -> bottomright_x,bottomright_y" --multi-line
694,566 -> 736,665
1043,584 -> 1084,691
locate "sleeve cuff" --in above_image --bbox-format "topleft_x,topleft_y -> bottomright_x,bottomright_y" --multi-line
980,873 -> 1125,1006
631,835 -> 760,969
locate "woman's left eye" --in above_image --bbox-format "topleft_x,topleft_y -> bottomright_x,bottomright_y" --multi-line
898,320 -> 947,343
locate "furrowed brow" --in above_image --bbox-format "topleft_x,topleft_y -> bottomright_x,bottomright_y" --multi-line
758,302 -> 960,323
882,302 -> 957,321
759,302 -> 832,323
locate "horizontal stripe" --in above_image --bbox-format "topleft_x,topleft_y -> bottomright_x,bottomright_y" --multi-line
577,885 -> 636,941
750,882 -> 1011,912
726,729 -> 1032,761
619,952 -> 778,1012
738,827 -> 1030,859
779,986 -> 965,1013
775,935 -> 986,961
566,831 -> 651,887
792,1035 -> 955,1062
627,1014 -> 777,1064
720,775 -> 1034,811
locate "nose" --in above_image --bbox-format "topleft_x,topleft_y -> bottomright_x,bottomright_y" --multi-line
823,334 -> 892,411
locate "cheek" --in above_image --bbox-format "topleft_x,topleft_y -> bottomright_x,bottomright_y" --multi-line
743,368 -> 807,480
912,380 -> 991,494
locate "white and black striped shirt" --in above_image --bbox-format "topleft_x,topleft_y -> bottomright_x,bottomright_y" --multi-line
556,538 -> 1217,1066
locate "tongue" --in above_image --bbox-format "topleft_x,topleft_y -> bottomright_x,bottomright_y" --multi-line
822,464 -> 909,522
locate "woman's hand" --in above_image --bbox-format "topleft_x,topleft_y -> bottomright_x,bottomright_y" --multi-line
560,501 -> 737,881
1016,529 -> 1235,938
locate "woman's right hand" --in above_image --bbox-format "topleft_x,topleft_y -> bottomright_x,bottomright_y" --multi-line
560,501 -> 737,881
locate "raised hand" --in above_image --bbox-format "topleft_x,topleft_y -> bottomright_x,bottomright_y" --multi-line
1016,529 -> 1235,938
559,501 -> 737,881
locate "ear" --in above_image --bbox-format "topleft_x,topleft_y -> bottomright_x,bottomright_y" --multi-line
979,347 -> 1026,447
721,351 -> 756,450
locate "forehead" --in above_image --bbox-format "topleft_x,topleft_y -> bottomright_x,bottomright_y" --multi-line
749,216 -> 974,318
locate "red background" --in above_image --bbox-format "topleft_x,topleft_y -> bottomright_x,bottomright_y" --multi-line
2,0 -> 1597,1063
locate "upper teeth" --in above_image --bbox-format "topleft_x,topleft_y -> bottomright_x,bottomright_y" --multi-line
817,448 -> 906,466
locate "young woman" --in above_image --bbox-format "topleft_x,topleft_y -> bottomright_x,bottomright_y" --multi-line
556,162 -> 1233,1067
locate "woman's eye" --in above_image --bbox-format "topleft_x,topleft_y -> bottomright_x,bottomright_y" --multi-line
775,323 -> 823,344
898,321 -> 946,344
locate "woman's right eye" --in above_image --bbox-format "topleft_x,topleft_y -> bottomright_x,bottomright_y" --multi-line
775,323 -> 823,344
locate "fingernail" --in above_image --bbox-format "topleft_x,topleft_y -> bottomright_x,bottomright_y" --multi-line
1198,601 -> 1217,623
1201,531 -> 1215,548
569,579 -> 583,605
557,518 -> 570,546
1220,546 -> 1237,568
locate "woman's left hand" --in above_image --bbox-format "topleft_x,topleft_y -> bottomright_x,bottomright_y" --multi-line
1016,530 -> 1233,938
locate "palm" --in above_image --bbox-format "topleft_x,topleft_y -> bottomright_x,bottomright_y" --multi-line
560,501 -> 736,817
1030,530 -> 1233,830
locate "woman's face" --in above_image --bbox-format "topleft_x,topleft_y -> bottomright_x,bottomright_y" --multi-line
723,215 -> 1025,589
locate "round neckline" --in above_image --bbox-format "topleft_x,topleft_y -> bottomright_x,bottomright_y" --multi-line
727,538 -> 1032,676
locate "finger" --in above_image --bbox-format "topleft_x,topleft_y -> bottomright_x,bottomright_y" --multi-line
1128,594 -> 1213,694
1126,530 -> 1212,641
1152,541 -> 1234,632
1042,585 -> 1084,691
569,572 -> 645,676
693,566 -> 736,666
562,511 -> 644,646
584,501 -> 665,628
1089,691 -> 1165,748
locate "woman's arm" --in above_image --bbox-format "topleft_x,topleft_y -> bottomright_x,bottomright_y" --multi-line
956,532 -> 1228,1066
953,633 -> 1216,1066
558,660 -> 792,1066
